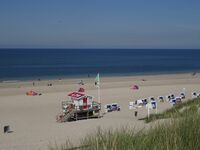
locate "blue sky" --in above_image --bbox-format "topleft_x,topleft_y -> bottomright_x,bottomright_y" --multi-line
0,0 -> 200,48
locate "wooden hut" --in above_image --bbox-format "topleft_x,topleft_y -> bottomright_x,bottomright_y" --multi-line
56,91 -> 101,122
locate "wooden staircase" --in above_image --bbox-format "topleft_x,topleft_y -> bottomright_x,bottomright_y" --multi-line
63,109 -> 76,122
56,109 -> 76,123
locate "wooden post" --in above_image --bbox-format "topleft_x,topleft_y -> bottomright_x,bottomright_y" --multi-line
87,109 -> 89,119
148,103 -> 150,119
76,106 -> 78,121
98,104 -> 101,118
156,101 -> 158,114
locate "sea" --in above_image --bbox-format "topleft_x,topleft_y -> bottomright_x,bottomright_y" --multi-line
0,49 -> 200,81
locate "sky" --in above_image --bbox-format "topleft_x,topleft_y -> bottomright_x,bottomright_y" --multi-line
0,0 -> 200,49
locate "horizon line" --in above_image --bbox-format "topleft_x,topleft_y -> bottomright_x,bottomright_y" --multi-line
0,48 -> 200,50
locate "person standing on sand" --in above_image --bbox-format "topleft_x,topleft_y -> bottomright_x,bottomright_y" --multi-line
134,109 -> 138,117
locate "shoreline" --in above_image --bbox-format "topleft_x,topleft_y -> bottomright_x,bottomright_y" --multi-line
0,70 -> 199,83
0,71 -> 198,86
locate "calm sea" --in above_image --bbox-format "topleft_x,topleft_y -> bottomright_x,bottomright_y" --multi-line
0,49 -> 200,81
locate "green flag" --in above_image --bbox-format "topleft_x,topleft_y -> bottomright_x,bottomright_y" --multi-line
95,73 -> 100,87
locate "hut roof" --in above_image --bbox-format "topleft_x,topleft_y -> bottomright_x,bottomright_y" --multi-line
68,91 -> 85,99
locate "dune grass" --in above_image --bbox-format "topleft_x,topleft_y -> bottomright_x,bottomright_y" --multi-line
144,97 -> 200,123
52,98 -> 200,150
79,113 -> 200,150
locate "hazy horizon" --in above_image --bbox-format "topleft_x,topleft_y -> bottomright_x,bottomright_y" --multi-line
1,0 -> 200,49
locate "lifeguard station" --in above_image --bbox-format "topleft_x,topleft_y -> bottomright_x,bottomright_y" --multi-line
56,91 -> 101,122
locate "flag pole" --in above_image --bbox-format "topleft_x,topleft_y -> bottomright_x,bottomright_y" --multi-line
98,73 -> 100,104
98,85 -> 100,104
95,73 -> 101,104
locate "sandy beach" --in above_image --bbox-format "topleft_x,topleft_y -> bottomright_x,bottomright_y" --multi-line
0,73 -> 200,150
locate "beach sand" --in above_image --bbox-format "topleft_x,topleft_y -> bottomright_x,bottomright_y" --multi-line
0,73 -> 200,150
